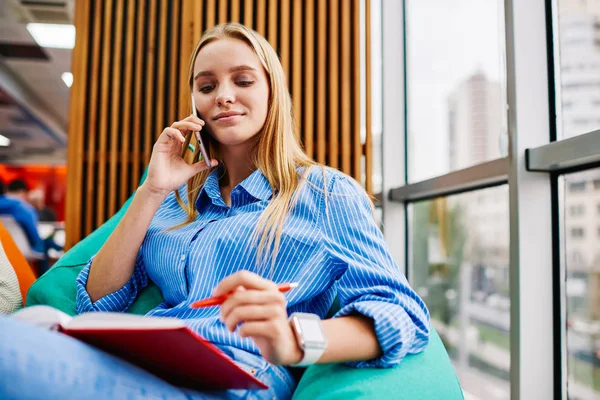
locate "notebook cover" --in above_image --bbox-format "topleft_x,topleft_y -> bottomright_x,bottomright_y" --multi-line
63,326 -> 268,390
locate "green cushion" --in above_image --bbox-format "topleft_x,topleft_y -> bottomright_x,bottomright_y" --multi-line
27,181 -> 163,316
292,328 -> 463,400
26,170 -> 463,399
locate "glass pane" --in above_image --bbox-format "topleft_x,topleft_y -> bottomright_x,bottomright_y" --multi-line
555,2 -> 600,139
406,0 -> 508,182
563,168 -> 600,400
409,186 -> 510,399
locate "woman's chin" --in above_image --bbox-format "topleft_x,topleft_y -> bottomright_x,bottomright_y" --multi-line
213,130 -> 259,148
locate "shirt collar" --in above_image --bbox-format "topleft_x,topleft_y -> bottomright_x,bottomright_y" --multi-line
199,167 -> 225,206
199,166 -> 274,207
238,168 -> 274,202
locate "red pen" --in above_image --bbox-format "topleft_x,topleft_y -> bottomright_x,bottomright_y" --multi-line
190,282 -> 299,308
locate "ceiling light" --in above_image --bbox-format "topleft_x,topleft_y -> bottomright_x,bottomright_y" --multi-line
62,72 -> 73,88
0,135 -> 10,147
26,23 -> 75,49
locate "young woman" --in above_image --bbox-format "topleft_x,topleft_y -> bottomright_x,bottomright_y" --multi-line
0,23 -> 429,399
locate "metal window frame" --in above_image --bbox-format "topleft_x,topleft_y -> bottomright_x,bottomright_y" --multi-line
376,0 -> 598,398
381,0 -> 407,278
389,158 -> 509,203
526,129 -> 600,173
505,1 -> 555,398
381,0 -> 600,396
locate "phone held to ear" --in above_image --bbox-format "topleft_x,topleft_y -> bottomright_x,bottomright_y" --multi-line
191,95 -> 212,168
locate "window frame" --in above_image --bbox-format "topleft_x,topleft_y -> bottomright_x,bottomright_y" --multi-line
379,0 -> 600,398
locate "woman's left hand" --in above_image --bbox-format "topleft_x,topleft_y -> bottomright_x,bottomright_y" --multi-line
215,271 -> 303,366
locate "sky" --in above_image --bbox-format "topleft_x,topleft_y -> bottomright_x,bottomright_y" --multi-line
404,0 -> 505,181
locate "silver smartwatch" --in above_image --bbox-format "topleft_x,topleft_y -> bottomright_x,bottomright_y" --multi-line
289,312 -> 328,367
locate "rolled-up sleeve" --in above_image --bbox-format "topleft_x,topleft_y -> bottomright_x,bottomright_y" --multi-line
75,249 -> 148,314
321,174 -> 430,368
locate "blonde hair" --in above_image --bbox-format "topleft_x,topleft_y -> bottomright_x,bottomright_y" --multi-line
175,23 -> 317,271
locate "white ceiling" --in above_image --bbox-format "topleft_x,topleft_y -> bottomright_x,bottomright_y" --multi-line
0,0 -> 73,165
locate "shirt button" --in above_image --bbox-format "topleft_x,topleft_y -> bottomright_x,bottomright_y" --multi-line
180,254 -> 186,262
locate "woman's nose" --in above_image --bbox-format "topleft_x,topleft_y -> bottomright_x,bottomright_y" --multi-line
215,85 -> 235,106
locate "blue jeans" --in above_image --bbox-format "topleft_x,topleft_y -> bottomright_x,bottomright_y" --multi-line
0,317 -> 296,399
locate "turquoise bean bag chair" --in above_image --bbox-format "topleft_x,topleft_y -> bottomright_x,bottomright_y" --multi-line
27,175 -> 463,399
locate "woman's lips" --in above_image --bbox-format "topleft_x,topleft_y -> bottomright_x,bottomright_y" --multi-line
214,114 -> 244,124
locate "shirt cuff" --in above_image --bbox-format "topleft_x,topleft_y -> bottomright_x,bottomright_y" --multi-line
75,253 -> 148,314
333,300 -> 430,368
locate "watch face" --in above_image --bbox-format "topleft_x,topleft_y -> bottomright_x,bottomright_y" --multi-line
301,318 -> 324,342
294,315 -> 327,348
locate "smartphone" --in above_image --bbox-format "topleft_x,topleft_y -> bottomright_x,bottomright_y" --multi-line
191,95 -> 212,168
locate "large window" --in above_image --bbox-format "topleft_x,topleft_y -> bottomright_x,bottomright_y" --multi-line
554,2 -> 600,398
556,1 -> 600,140
382,0 -> 600,398
410,186 -> 510,399
406,0 -> 507,182
563,169 -> 600,399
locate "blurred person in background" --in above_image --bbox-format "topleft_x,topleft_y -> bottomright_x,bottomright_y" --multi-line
0,181 -> 62,275
4,179 -> 37,222
0,179 -> 41,250
28,188 -> 57,222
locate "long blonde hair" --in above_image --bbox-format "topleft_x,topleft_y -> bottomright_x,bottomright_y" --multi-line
174,23 -> 317,270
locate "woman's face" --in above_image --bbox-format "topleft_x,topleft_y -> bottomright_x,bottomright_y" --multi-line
192,38 -> 270,149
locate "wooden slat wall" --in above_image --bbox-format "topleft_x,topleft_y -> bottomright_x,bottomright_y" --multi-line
66,0 -> 371,247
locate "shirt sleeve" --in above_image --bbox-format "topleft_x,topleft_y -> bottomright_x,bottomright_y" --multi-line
320,173 -> 430,368
13,203 -> 45,253
75,249 -> 148,314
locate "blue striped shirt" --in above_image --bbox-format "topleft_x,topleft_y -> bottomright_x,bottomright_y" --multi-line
76,166 -> 430,369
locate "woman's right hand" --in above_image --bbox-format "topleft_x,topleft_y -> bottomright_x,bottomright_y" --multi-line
142,115 -> 218,197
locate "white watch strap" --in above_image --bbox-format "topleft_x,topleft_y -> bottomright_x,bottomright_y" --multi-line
294,346 -> 326,367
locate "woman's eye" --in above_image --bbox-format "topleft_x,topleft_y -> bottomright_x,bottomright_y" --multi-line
199,85 -> 214,93
236,81 -> 254,87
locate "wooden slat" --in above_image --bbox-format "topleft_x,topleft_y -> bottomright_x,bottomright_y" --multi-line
206,0 -> 216,29
67,0 -> 373,243
328,0 -> 339,168
131,0 -> 146,193
340,0 -> 351,174
108,0 -> 124,217
156,0 -> 168,140
193,0 -> 202,45
96,0 -> 113,228
244,0 -> 254,27
143,0 -> 158,169
178,0 -> 193,122
65,0 -> 90,248
352,0 -> 361,179
280,0 -> 290,87
218,0 -> 228,24
119,0 -> 136,206
292,0 -> 302,138
268,0 -> 277,49
302,0 -> 314,158
85,0 -> 103,236
168,0 -> 181,125
231,0 -> 240,22
257,0 -> 266,36
316,0 -> 326,164
365,0 -> 372,194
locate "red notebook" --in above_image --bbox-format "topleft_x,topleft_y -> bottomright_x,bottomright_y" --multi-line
12,305 -> 268,391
